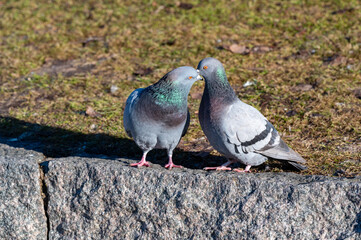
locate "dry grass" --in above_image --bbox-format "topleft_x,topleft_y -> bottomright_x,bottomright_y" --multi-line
0,0 -> 360,176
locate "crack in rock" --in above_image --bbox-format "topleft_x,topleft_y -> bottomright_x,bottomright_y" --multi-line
39,161 -> 50,240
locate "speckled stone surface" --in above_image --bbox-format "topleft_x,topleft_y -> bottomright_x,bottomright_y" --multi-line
0,144 -> 47,240
45,157 -> 361,240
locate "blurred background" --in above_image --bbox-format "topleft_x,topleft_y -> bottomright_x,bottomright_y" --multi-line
0,0 -> 360,175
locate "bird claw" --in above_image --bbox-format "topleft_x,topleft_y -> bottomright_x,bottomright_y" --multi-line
165,163 -> 183,170
130,161 -> 150,168
233,168 -> 251,173
204,166 -> 232,171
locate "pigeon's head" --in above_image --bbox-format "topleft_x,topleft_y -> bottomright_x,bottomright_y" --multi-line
197,57 -> 227,84
163,66 -> 202,88
151,67 -> 201,107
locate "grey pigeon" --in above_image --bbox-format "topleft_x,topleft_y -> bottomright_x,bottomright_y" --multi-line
123,66 -> 202,169
197,57 -> 306,172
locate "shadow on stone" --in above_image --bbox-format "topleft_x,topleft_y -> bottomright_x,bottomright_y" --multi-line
0,116 -> 222,169
355,211 -> 361,233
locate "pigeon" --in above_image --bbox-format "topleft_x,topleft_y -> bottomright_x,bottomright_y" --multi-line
197,57 -> 306,172
123,66 -> 202,169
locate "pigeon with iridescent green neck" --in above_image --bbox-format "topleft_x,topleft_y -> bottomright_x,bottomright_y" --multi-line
197,57 -> 306,172
123,66 -> 202,169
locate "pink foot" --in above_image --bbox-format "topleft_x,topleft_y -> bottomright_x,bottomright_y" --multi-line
165,156 -> 183,170
204,166 -> 232,171
130,161 -> 150,167
203,160 -> 234,171
165,162 -> 183,170
130,153 -> 150,168
233,165 -> 252,173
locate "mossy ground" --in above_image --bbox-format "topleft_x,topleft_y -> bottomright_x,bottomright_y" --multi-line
0,0 -> 360,176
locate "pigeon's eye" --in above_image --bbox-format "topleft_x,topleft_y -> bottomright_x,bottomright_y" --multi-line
188,76 -> 193,79
203,66 -> 208,70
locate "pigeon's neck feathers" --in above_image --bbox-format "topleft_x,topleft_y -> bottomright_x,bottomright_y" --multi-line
147,78 -> 188,109
205,67 -> 236,102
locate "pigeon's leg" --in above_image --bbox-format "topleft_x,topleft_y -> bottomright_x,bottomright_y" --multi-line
130,151 -> 150,167
233,165 -> 252,173
204,160 -> 233,171
165,154 -> 183,170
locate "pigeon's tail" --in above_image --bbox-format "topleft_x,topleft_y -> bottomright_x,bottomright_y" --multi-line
288,161 -> 307,171
257,139 -> 306,165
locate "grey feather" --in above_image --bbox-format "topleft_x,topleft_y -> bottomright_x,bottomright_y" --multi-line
287,161 -> 308,171
123,66 -> 201,168
124,88 -> 144,138
256,138 -> 306,163
197,57 -> 307,171
182,110 -> 190,137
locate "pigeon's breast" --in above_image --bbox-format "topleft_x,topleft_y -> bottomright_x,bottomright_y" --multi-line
146,103 -> 188,128
160,110 -> 188,127
209,98 -> 232,121
200,98 -> 230,151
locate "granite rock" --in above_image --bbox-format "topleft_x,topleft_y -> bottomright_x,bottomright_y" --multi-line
0,144 -> 47,240
45,157 -> 361,240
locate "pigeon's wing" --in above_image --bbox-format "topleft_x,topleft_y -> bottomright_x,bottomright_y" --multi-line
222,100 -> 306,164
181,109 -> 190,137
222,101 -> 277,154
123,88 -> 144,138
257,138 -> 306,164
